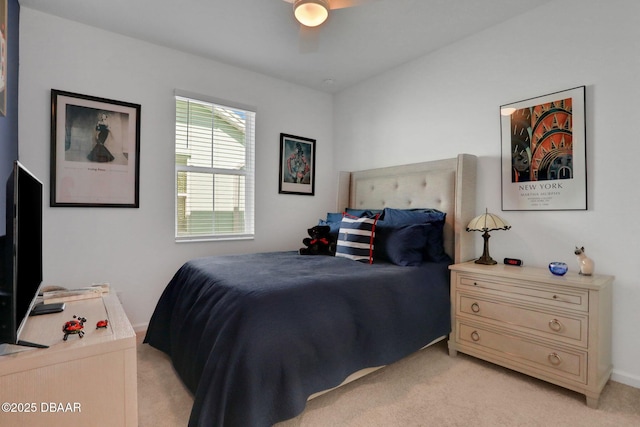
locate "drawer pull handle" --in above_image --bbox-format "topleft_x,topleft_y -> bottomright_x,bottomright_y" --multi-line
471,303 -> 480,313
548,319 -> 563,332
548,352 -> 562,366
470,331 -> 480,342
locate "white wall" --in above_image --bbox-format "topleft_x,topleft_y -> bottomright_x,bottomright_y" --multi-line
18,10 -> 334,330
334,0 -> 640,387
19,0 -> 640,389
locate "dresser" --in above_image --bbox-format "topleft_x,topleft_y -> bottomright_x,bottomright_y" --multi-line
0,293 -> 138,426
448,261 -> 613,408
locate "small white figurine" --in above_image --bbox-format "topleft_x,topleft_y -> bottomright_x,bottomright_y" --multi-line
574,246 -> 594,276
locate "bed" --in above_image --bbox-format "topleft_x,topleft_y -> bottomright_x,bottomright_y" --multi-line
144,154 -> 477,426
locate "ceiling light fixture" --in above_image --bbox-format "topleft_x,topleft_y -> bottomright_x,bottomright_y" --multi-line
294,0 -> 330,27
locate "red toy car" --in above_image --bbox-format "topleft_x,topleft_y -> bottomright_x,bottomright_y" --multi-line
62,315 -> 86,341
96,319 -> 109,329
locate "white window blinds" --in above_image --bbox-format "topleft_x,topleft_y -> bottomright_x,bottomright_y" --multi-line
175,93 -> 255,241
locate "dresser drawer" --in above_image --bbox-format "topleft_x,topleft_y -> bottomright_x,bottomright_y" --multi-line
457,275 -> 589,312
457,293 -> 588,347
457,321 -> 587,384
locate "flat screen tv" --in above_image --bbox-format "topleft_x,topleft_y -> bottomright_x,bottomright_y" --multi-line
0,160 -> 47,348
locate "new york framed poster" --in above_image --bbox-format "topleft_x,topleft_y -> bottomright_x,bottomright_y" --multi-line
500,86 -> 586,211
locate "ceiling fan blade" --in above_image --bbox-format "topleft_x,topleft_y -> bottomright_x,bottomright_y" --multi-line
329,0 -> 377,10
281,0 -> 377,10
299,25 -> 320,53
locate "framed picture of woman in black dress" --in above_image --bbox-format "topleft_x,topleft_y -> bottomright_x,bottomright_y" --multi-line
50,89 -> 141,207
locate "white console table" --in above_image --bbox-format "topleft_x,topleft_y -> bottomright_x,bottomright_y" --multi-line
0,293 -> 137,426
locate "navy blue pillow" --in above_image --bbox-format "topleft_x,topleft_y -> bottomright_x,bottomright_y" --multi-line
320,212 -> 344,237
319,219 -> 340,237
375,222 -> 429,266
344,208 -> 369,217
344,208 -> 383,218
325,212 -> 344,223
382,208 -> 446,225
423,222 -> 450,262
380,208 -> 448,262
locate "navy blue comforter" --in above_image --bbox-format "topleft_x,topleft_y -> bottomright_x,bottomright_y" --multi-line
144,251 -> 451,427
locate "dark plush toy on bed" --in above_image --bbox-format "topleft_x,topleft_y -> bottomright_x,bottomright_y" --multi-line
299,225 -> 336,256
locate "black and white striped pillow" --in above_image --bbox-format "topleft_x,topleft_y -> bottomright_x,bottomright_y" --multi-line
335,214 -> 379,263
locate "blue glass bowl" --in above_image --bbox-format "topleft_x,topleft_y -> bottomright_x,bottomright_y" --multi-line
549,262 -> 568,276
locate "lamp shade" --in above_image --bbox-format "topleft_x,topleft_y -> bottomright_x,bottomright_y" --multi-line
466,210 -> 511,265
294,0 -> 329,27
467,211 -> 511,232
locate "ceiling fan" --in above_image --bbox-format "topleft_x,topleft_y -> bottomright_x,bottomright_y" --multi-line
282,0 -> 376,52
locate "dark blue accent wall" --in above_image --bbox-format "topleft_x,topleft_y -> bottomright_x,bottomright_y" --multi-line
0,0 -> 19,236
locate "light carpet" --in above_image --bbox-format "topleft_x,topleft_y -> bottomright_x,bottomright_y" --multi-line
136,334 -> 640,426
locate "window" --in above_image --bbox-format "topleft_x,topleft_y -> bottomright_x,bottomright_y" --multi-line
175,92 -> 255,241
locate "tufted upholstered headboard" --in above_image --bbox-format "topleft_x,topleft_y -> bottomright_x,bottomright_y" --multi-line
336,154 -> 477,264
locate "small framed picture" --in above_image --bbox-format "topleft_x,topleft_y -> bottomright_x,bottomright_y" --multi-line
500,86 -> 586,211
50,89 -> 141,207
279,133 -> 315,196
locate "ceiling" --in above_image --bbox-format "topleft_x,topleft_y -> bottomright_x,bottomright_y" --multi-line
19,0 -> 553,93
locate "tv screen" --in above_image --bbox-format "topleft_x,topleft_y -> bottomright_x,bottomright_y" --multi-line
0,161 -> 43,347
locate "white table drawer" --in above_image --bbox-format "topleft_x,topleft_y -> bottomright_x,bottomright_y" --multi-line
457,321 -> 587,384
457,275 -> 589,312
457,293 -> 587,347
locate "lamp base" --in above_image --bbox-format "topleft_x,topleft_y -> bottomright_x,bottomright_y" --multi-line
474,231 -> 497,265
474,256 -> 497,265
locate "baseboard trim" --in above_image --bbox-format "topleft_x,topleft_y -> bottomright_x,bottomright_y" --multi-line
132,322 -> 149,334
611,369 -> 640,389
